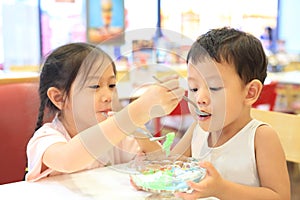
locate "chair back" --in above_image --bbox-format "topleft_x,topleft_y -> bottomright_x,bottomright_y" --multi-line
252,82 -> 278,111
0,82 -> 39,184
251,108 -> 300,163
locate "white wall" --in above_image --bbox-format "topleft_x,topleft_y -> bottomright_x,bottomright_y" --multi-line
2,0 -> 40,71
278,0 -> 300,54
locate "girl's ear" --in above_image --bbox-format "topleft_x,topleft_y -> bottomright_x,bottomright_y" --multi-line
47,87 -> 65,110
244,79 -> 263,106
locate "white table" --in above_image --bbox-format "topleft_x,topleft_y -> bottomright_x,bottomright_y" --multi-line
0,165 -> 150,200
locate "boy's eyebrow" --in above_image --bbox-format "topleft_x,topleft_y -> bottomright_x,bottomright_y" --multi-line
188,75 -> 223,85
187,76 -> 197,81
206,75 -> 223,81
188,74 -> 221,80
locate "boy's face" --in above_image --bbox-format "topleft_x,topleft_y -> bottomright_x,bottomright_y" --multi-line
187,59 -> 247,132
62,61 -> 117,137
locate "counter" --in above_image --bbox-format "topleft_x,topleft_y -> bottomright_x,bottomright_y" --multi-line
0,72 -> 39,85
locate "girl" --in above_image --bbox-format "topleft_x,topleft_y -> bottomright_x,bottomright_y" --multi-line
26,42 -> 184,182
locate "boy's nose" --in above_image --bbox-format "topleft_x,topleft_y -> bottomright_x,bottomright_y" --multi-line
196,89 -> 210,105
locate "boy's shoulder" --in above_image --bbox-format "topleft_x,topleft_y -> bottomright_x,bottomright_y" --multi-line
254,121 -> 280,147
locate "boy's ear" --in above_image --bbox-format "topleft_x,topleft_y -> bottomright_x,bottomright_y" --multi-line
47,87 -> 65,110
244,79 -> 263,106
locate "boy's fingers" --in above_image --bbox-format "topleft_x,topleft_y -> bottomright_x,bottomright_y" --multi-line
175,191 -> 199,200
200,161 -> 217,177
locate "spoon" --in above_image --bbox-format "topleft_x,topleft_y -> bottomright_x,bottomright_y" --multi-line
101,112 -> 166,141
152,76 -> 209,116
181,96 -> 209,116
135,127 -> 167,141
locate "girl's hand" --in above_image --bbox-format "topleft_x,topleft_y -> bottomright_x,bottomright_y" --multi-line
130,151 -> 145,191
175,162 -> 224,200
129,176 -> 143,191
130,75 -> 185,126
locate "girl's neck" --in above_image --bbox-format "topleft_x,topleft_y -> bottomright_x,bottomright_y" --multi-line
58,114 -> 77,138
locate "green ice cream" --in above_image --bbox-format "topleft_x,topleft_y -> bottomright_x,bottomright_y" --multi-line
162,132 -> 175,156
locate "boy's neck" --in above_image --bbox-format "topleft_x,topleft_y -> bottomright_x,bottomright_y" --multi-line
208,111 -> 252,147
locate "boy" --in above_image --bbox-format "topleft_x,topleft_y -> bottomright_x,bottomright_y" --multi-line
173,27 -> 290,200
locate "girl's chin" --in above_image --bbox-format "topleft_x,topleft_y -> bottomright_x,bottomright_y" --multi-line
96,115 -> 107,123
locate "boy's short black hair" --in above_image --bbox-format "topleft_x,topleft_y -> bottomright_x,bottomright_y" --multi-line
187,27 -> 268,84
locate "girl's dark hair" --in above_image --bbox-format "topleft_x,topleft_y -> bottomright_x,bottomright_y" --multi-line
35,42 -> 116,131
187,27 -> 268,85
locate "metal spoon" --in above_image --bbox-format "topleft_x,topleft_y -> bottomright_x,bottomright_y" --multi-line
152,76 -> 209,116
181,96 -> 209,116
135,127 -> 166,141
101,112 -> 166,141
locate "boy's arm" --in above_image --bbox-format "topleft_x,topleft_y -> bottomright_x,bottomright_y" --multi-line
208,125 -> 289,200
252,124 -> 290,199
177,124 -> 290,200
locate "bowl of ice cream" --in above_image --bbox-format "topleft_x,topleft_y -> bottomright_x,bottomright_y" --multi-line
128,154 -> 206,199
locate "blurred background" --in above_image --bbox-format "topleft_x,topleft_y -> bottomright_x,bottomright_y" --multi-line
0,0 -> 299,72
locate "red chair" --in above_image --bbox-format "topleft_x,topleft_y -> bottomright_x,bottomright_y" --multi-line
253,81 -> 278,111
0,82 -> 39,184
154,91 -> 190,136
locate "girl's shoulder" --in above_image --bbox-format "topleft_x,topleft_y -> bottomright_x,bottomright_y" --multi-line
31,116 -> 70,142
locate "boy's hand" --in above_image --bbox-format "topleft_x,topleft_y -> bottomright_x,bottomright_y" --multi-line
175,162 -> 224,199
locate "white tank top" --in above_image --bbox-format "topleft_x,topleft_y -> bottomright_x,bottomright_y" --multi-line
192,119 -> 264,190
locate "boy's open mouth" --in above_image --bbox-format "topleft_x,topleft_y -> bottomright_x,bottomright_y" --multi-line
198,111 -> 211,117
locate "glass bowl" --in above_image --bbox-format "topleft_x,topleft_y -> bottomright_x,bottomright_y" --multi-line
128,154 -> 206,199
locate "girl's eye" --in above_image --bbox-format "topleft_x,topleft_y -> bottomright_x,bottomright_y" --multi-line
209,87 -> 223,91
109,84 -> 116,88
88,85 -> 100,89
189,88 -> 198,92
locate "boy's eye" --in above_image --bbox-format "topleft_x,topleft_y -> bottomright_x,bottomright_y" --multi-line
88,85 -> 100,89
189,88 -> 198,92
209,87 -> 223,91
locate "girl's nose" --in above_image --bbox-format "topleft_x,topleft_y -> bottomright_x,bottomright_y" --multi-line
101,95 -> 111,103
100,89 -> 113,103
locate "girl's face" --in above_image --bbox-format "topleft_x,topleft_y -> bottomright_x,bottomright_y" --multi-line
61,60 -> 117,137
187,59 -> 249,133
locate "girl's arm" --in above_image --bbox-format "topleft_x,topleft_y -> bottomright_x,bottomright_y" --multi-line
133,127 -> 162,153
42,76 -> 185,173
42,114 -> 135,173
